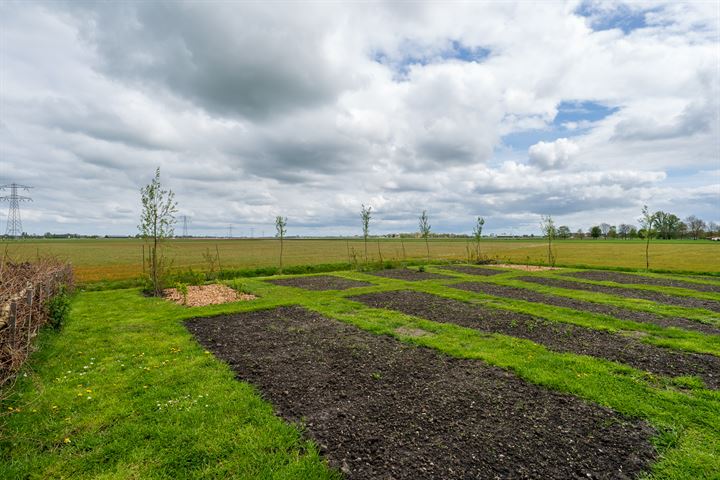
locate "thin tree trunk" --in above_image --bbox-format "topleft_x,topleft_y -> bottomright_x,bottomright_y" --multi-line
279,237 -> 284,272
400,238 -> 406,260
364,237 -> 368,263
152,236 -> 158,295
425,237 -> 430,262
645,237 -> 650,270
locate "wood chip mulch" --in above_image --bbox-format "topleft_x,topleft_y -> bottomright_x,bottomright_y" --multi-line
163,284 -> 255,307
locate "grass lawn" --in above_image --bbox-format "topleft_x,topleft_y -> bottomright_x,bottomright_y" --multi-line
5,237 -> 720,282
1,266 -> 719,478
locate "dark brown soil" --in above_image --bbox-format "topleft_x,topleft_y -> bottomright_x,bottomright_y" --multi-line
368,268 -> 450,281
441,265 -> 507,276
518,276 -> 720,313
186,306 -> 656,479
267,275 -> 373,291
351,291 -> 720,389
564,271 -> 720,294
452,282 -> 720,336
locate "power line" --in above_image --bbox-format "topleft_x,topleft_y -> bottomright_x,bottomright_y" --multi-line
1,183 -> 33,238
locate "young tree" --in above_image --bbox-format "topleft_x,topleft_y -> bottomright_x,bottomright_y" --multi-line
685,215 -> 707,240
361,204 -> 372,263
589,225 -> 601,239
472,216 -> 485,261
138,167 -> 177,296
639,205 -> 658,270
275,216 -> 287,272
419,210 -> 431,262
575,228 -> 585,239
540,215 -> 556,266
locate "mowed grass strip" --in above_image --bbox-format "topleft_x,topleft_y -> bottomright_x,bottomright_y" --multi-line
0,289 -> 337,480
334,269 -> 720,356
431,267 -> 720,326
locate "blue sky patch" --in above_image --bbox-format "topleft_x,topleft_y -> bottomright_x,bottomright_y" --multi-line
575,2 -> 652,34
553,100 -> 618,126
501,101 -> 618,151
373,40 -> 490,78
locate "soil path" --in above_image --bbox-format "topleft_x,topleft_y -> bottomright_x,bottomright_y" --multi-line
564,271 -> 720,294
368,268 -> 450,281
186,306 -> 656,479
267,275 -> 373,291
452,282 -> 720,336
518,276 -> 720,313
441,265 -> 507,276
351,291 -> 720,389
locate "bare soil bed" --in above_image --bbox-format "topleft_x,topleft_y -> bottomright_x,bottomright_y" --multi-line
565,271 -> 720,294
186,306 -> 656,479
267,275 -> 373,291
452,282 -> 720,336
368,268 -> 450,281
351,291 -> 720,389
163,284 -> 255,307
494,264 -> 560,271
441,265 -> 507,276
518,276 -> 720,313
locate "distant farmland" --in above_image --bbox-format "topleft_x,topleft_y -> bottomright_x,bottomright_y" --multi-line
5,238 -> 719,282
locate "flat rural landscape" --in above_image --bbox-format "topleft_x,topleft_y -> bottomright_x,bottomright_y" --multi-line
7,238 -> 720,282
2,1 -> 719,479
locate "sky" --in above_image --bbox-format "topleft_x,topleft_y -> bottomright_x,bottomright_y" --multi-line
1,0 -> 718,237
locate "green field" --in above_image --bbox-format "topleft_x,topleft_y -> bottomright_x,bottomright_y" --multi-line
2,265 -> 719,478
4,237 -> 719,282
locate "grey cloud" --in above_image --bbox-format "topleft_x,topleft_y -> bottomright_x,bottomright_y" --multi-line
68,2 -> 353,121
612,101 -> 715,141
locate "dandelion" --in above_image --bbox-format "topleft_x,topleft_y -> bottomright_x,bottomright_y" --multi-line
64,437 -> 71,444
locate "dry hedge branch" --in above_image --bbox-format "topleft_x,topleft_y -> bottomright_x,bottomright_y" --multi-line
0,256 -> 74,396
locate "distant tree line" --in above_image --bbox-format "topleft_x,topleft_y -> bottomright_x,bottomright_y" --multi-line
551,212 -> 717,241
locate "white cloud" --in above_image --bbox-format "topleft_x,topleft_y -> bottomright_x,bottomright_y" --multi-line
528,138 -> 580,169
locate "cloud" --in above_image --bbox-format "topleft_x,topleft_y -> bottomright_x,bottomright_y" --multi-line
528,138 -> 579,169
1,1 -> 718,236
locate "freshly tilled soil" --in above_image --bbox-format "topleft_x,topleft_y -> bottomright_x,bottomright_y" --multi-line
351,291 -> 720,389
564,271 -> 720,294
267,275 -> 373,291
441,265 -> 507,276
368,268 -> 450,281
518,276 -> 720,313
452,281 -> 720,336
186,306 -> 657,479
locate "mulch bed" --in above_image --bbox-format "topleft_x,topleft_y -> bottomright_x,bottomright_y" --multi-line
441,265 -> 507,276
368,269 -> 450,281
186,306 -> 656,479
266,275 -> 373,291
163,284 -> 255,307
351,291 -> 720,389
518,276 -> 720,313
564,271 -> 720,294
452,282 -> 720,336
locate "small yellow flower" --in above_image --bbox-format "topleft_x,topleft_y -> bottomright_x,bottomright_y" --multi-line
51,405 -> 59,409
64,437 -> 71,444
204,351 -> 211,354
85,389 -> 92,393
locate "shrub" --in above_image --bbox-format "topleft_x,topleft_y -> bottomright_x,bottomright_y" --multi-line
47,285 -> 72,330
